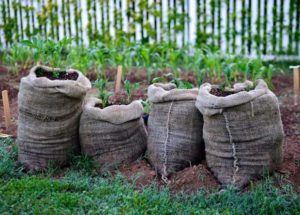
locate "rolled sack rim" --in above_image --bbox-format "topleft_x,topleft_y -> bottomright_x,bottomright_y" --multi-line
196,79 -> 274,116
83,97 -> 144,124
22,64 -> 92,90
148,83 -> 199,103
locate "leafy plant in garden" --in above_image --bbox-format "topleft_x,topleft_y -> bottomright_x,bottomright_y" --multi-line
141,99 -> 150,114
4,43 -> 31,74
94,78 -> 111,108
152,74 -> 193,89
124,79 -> 140,103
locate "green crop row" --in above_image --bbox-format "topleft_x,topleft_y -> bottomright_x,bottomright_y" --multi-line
1,36 -> 280,88
0,0 -> 299,55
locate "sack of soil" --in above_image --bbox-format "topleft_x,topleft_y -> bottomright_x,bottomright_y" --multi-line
196,79 -> 284,188
147,83 -> 204,180
17,65 -> 91,171
79,98 -> 147,171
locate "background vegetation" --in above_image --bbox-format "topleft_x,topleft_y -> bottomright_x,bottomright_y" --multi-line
0,0 -> 299,56
0,36 -> 282,89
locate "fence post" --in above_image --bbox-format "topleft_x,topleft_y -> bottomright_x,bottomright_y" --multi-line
290,65 -> 300,105
115,65 -> 123,92
2,90 -> 12,129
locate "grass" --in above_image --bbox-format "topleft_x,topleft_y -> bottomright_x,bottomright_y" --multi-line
0,137 -> 299,214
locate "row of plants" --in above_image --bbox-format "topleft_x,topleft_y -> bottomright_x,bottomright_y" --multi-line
1,37 -> 277,88
0,0 -> 299,55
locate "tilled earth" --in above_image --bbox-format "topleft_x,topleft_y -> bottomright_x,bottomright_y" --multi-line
0,67 -> 299,193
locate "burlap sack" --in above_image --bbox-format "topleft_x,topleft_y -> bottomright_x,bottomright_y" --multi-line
79,98 -> 147,171
196,79 -> 284,188
147,83 -> 204,180
17,65 -> 91,170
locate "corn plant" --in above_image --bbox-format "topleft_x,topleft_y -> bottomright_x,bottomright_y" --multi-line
4,44 -> 31,74
94,78 -> 111,108
141,100 -> 150,114
124,79 -> 140,103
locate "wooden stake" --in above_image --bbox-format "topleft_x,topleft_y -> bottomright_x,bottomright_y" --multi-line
2,90 -> 12,129
115,65 -> 123,92
290,66 -> 300,105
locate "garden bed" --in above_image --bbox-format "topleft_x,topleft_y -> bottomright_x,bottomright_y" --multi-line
0,69 -> 299,192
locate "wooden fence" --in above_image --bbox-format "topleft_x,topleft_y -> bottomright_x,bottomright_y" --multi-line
0,0 -> 299,56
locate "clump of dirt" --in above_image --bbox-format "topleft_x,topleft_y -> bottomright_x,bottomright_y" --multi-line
117,159 -> 157,189
105,67 -> 117,81
125,68 -> 148,83
86,70 -> 98,82
279,104 -> 300,136
168,163 -> 219,193
278,136 -> 300,189
272,75 -> 293,96
117,159 -> 219,193
210,88 -> 235,97
180,71 -> 198,86
35,68 -> 78,81
0,82 -> 18,99
109,90 -> 129,105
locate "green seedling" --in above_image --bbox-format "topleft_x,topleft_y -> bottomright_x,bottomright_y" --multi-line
172,79 -> 193,89
94,78 -> 112,108
124,79 -> 140,104
141,100 -> 150,114
152,74 -> 193,89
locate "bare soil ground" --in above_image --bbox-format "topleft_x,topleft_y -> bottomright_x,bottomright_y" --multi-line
0,68 -> 299,193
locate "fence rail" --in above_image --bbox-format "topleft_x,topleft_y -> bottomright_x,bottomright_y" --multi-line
0,0 -> 299,57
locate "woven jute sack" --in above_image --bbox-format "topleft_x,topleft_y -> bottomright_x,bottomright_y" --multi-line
79,98 -> 147,171
17,65 -> 91,171
196,79 -> 284,188
147,83 -> 205,180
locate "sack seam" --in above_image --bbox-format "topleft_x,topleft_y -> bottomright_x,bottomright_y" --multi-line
223,112 -> 239,185
162,101 -> 174,183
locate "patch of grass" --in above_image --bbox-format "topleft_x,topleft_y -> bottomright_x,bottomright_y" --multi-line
0,138 -> 299,214
0,137 -> 23,180
0,173 -> 299,214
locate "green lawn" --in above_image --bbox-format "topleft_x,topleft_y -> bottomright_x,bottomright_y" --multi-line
0,137 -> 299,214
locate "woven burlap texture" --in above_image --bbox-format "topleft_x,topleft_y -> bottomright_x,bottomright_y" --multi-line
79,98 -> 147,171
196,79 -> 284,188
147,83 -> 205,181
17,65 -> 91,170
